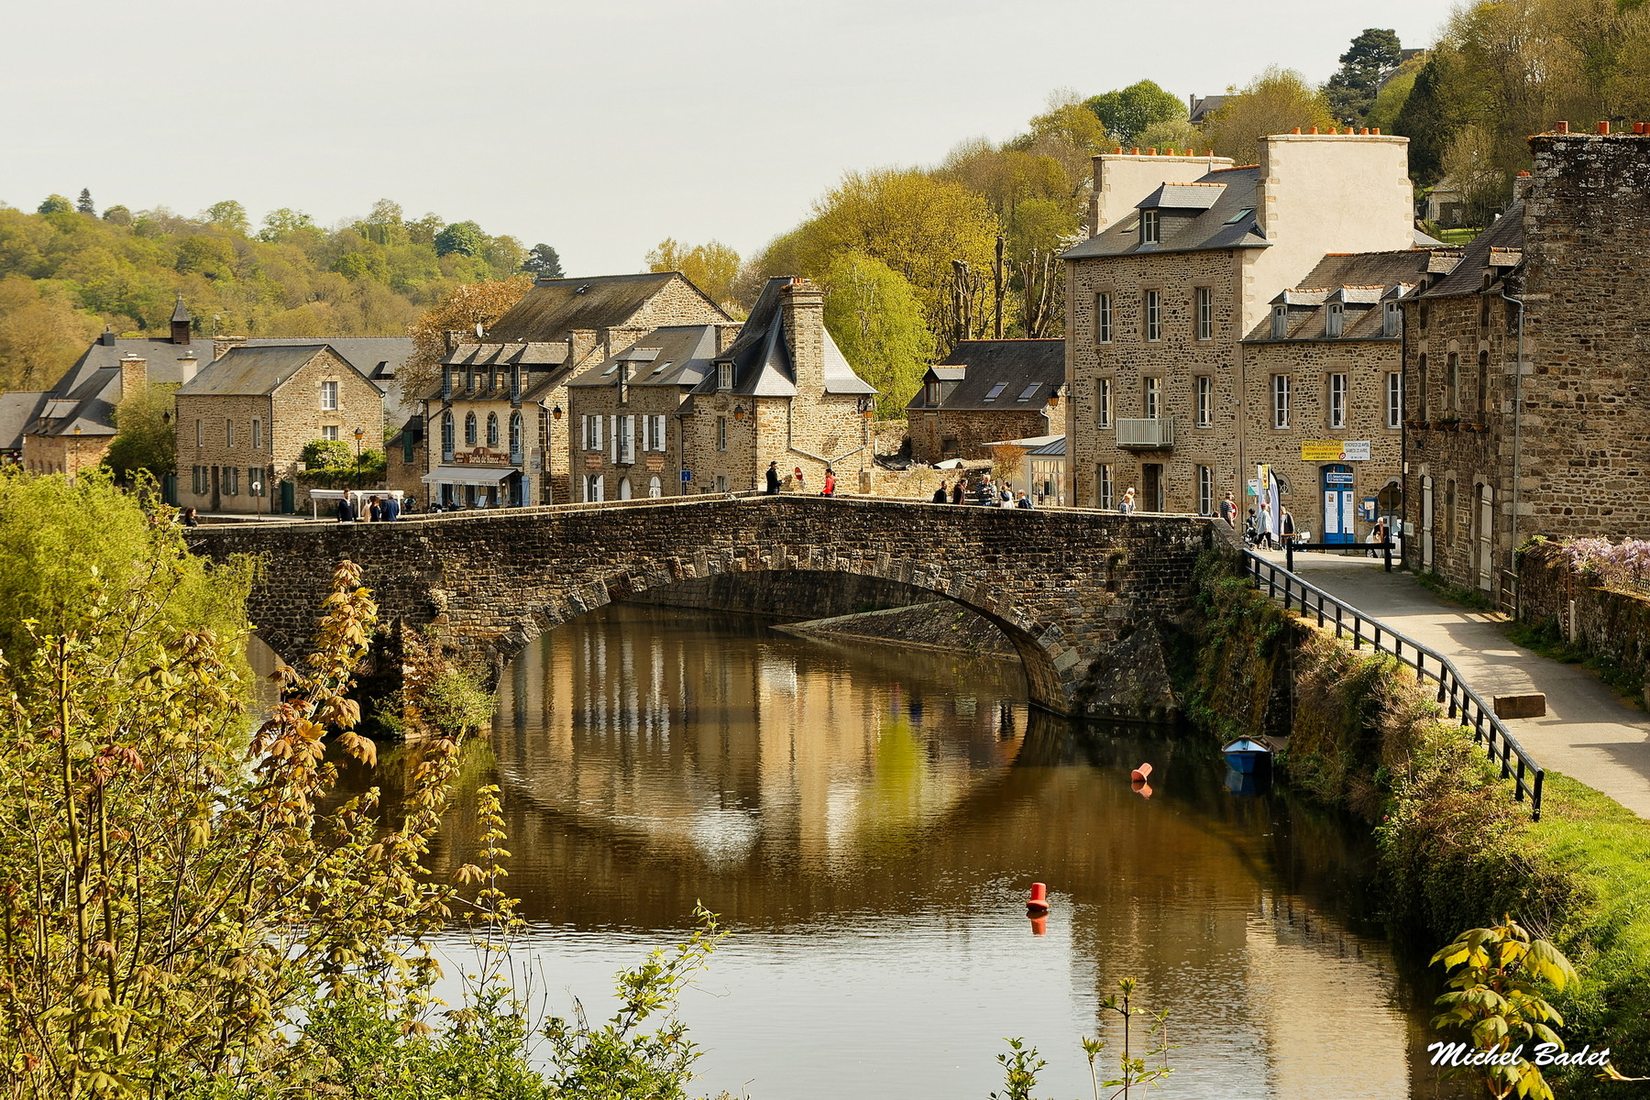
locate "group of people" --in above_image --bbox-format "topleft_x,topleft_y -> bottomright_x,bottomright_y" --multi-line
765,462 -> 836,496
335,494 -> 406,523
931,474 -> 1033,509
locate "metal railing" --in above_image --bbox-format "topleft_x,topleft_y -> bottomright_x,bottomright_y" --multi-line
1115,417 -> 1176,449
1243,549 -> 1544,819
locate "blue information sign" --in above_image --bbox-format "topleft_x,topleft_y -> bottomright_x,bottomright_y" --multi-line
681,469 -> 692,483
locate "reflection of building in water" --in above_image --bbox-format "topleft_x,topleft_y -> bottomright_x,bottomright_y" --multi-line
492,606 -> 1026,871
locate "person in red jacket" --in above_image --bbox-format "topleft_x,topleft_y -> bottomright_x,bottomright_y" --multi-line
822,467 -> 836,496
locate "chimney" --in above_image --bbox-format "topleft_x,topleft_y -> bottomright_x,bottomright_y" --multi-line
1512,169 -> 1535,204
443,329 -> 462,355
1554,120 -> 1570,133
568,329 -> 598,368
118,354 -> 147,400
716,321 -> 741,354
169,294 -> 192,345
176,351 -> 199,387
780,278 -> 825,395
98,327 -> 116,347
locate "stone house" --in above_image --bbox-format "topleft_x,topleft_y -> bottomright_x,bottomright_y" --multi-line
905,339 -> 1066,462
174,344 -> 383,515
1062,134 -> 1430,512
425,272 -> 730,508
1403,123 -> 1650,604
673,277 -> 876,496
1239,249 -> 1435,540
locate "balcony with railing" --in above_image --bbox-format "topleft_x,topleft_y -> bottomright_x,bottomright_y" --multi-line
1115,417 -> 1175,450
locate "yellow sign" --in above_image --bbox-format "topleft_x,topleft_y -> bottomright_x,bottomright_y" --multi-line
1300,440 -> 1371,462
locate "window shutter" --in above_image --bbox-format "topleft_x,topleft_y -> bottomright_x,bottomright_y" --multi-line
609,416 -> 618,463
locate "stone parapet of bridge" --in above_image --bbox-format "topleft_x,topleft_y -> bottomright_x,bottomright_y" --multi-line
187,496 -> 1225,719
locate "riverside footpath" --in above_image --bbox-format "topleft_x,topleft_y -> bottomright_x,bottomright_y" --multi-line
1259,549 -> 1650,819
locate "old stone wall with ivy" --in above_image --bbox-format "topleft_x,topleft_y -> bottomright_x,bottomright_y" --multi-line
1517,538 -> 1650,707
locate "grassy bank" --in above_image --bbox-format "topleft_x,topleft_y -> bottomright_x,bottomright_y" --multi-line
1183,551 -> 1650,1094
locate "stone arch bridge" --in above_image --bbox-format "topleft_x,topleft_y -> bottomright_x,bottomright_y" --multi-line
186,496 -> 1220,718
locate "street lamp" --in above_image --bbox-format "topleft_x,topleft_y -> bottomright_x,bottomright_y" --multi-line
353,427 -> 366,491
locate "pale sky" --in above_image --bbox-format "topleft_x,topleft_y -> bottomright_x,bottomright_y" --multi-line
2,0 -> 1450,276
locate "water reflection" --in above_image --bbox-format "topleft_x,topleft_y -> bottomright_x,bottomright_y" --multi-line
419,604 -> 1454,1098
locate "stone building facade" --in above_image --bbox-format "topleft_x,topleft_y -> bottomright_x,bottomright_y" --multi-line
426,273 -> 730,508
1239,250 -> 1433,541
905,340 -> 1065,462
175,344 -> 383,515
1404,124 -> 1650,603
1063,135 -> 1423,512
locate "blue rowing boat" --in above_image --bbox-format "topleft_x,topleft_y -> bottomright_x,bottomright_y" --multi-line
1222,738 -> 1272,775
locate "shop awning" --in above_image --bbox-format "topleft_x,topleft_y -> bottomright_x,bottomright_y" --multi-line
421,465 -> 516,486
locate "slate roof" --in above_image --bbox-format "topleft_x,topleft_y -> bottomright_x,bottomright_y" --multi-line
1243,249 -> 1434,342
0,391 -> 49,452
240,337 -> 416,423
1139,182 -> 1227,210
485,272 -> 727,342
906,340 -> 1065,412
686,278 -> 874,399
170,296 -> 191,324
1064,167 -> 1267,260
1421,203 -> 1525,299
1026,435 -> 1067,457
177,343 -> 379,400
26,336 -> 209,439
572,325 -> 721,390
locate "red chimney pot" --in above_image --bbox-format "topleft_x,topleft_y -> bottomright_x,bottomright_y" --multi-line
1555,120 -> 1569,133
1597,120 -> 1610,134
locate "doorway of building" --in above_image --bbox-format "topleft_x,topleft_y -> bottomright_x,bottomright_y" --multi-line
1477,484 -> 1494,592
1421,476 -> 1434,571
1321,464 -> 1356,544
1142,464 -> 1163,512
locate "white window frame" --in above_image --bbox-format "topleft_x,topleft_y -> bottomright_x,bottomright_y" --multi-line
1140,209 -> 1160,245
645,414 -> 665,451
1195,376 -> 1212,428
1383,300 -> 1401,337
1144,290 -> 1162,342
1096,378 -> 1112,428
1272,375 -> 1291,429
717,362 -> 733,391
1098,463 -> 1114,509
714,474 -> 728,493
225,419 -> 234,447
464,412 -> 477,446
648,475 -> 662,498
1327,302 -> 1345,338
1271,305 -> 1287,339
322,425 -> 339,442
1143,376 -> 1161,420
1328,373 -> 1348,429
716,416 -> 728,452
615,414 -> 634,464
583,415 -> 603,452
1386,372 -> 1403,429
1197,465 -> 1213,516
486,412 -> 499,448
1195,287 -> 1213,341
251,418 -> 262,451
320,380 -> 339,411
195,419 -> 203,448
1095,293 -> 1113,344
584,474 -> 604,502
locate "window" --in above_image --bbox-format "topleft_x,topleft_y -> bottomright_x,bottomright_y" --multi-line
648,476 -> 662,498
1271,304 -> 1288,339
615,414 -> 634,463
441,411 -> 455,455
1143,377 -> 1161,420
224,419 -> 234,447
403,429 -> 416,463
1195,287 -> 1213,340
251,418 -> 262,451
1477,350 -> 1490,419
617,477 -> 632,500
1197,465 -> 1214,516
225,467 -> 239,496
485,413 -> 499,448
1195,376 -> 1212,427
1095,293 -> 1113,344
584,474 -> 604,502
464,412 -> 477,446
617,363 -> 630,405
1272,375 -> 1291,428
1447,352 -> 1460,415
716,416 -> 728,452
1417,354 -> 1429,420
1098,463 -> 1114,509
983,383 -> 1007,402
322,425 -> 339,442
249,467 -> 264,497
1326,302 -> 1345,338
926,380 -> 942,404
320,381 -> 339,410
1328,373 -> 1347,428
1140,209 -> 1160,244
1144,290 -> 1162,341
1385,373 -> 1402,429
1419,303 -> 1429,330
195,420 -> 203,448
1383,300 -> 1401,337
509,411 -> 523,458
1016,384 -> 1040,403
717,362 -> 733,391
1096,378 -> 1112,428
583,415 -> 603,451
646,414 -> 665,451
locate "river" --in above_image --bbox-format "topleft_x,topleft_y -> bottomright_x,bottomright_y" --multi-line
406,603 -> 1457,1098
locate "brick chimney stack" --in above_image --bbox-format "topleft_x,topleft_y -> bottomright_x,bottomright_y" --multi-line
780,278 -> 825,395
118,354 -> 148,400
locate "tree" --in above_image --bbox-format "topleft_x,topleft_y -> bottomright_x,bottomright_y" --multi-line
523,242 -> 564,280
645,238 -> 741,307
434,220 -> 486,258
1324,28 -> 1405,124
100,204 -> 132,227
36,194 -> 73,215
1393,54 -> 1453,183
402,275 -> 533,403
0,277 -> 101,391
75,188 -> 95,216
203,198 -> 250,234
104,381 -> 179,482
260,207 -> 317,241
1132,118 -> 1203,153
1363,54 -> 1425,135
1085,80 -> 1190,146
1201,68 -> 1338,164
820,251 -> 936,417
1440,123 -> 1508,226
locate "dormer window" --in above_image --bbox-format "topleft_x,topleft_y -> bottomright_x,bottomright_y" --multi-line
926,380 -> 941,405
717,362 -> 733,391
1326,302 -> 1345,338
618,363 -> 630,405
1140,210 -> 1161,245
1383,300 -> 1401,337
1271,305 -> 1288,339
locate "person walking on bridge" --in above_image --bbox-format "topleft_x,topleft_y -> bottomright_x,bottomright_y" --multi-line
766,461 -> 781,494
951,478 -> 966,505
933,479 -> 948,504
1219,491 -> 1236,528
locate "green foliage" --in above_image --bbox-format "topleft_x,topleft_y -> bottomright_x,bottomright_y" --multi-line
104,381 -> 179,482
1202,67 -> 1338,164
421,667 -> 496,737
990,1037 -> 1046,1100
75,189 -> 95,216
992,977 -> 1171,1100
301,438 -> 355,470
523,241 -> 563,279
1393,54 -> 1452,183
296,438 -> 386,487
435,220 -> 486,258
37,194 -> 73,215
1324,28 -> 1405,123
821,250 -> 936,416
646,238 -> 742,309
1084,81 -> 1189,146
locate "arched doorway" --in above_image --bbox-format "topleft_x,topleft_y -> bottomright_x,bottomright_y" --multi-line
1320,463 -> 1355,545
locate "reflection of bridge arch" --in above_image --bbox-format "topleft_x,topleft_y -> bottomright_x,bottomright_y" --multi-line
188,496 -> 1219,717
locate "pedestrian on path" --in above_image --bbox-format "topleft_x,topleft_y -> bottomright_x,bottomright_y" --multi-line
335,496 -> 355,523
1119,487 -> 1136,515
766,461 -> 781,494
952,478 -> 966,505
822,467 -> 836,496
1219,491 -> 1236,528
1281,507 -> 1296,545
794,466 -> 805,493
933,479 -> 948,504
383,495 -> 401,522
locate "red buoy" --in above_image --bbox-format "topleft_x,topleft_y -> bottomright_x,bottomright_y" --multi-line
1134,781 -> 1154,799
1029,914 -> 1049,936
1026,881 -> 1050,914
1130,762 -> 1153,783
